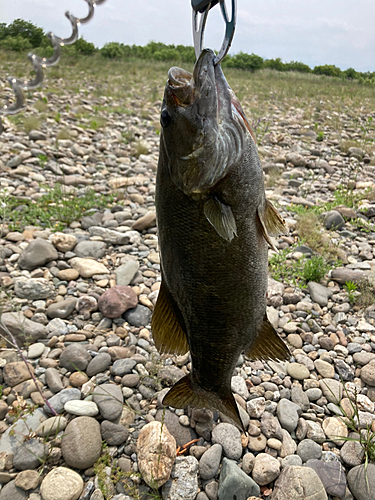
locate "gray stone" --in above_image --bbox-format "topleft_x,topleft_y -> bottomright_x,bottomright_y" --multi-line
277,399 -> 302,432
0,408 -> 47,454
252,453 -> 280,486
45,367 -> 64,393
88,226 -> 130,245
44,388 -> 81,414
29,130 -> 47,140
112,358 -> 137,377
100,420 -> 129,445
162,456 -> 199,500
211,423 -> 242,461
14,278 -> 54,300
218,458 -> 260,500
291,385 -> 310,411
0,480 -> 28,500
59,343 -> 91,372
297,439 -> 322,462
231,376 -> 249,400
271,465 -> 327,500
347,463 -> 375,500
92,383 -> 124,421
340,432 -> 365,466
324,211 -> 345,230
46,298 -> 77,319
86,353 -> 112,377
260,412 -> 283,441
27,342 -> 45,359
18,238 -> 58,271
155,410 -> 198,448
36,416 -> 68,437
0,312 -> 46,347
123,305 -> 152,327
40,467 -> 84,500
64,400 -> 99,417
319,379 -> 343,403
305,459 -> 347,498
199,444 -> 222,480
13,439 -> 46,470
74,240 -> 107,259
61,416 -> 102,469
307,282 -> 329,306
116,261 -> 139,286
281,455 -> 303,468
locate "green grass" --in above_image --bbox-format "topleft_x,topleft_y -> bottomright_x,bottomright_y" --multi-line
1,183 -> 116,232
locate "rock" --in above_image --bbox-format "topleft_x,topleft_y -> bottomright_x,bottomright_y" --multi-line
45,367 -> 64,393
88,226 -> 131,245
340,432 -> 364,466
13,439 -> 46,470
123,304 -> 152,327
155,410 -> 198,448
279,429 -> 297,458
64,400 -> 99,417
0,408 -> 46,454
211,423 -> 242,460
18,238 -> 58,271
46,298 -> 77,319
100,420 -> 129,445
14,470 -> 40,490
291,385 -> 310,411
305,459 -> 347,498
324,211 -> 345,230
92,383 -> 123,421
252,453 -> 280,486
199,444 -> 222,480
76,295 -> 98,318
40,467 -> 84,500
297,439 -> 322,462
61,417 -> 102,469
74,240 -> 107,259
260,412 -> 283,440
27,342 -> 45,359
112,358 -> 137,377
231,376 -> 249,400
132,212 -> 156,231
137,421 -> 176,488
0,312 -> 46,347
162,456 -> 199,500
70,257 -> 109,278
271,465 -> 327,500
86,353 -> 112,377
319,379 -> 343,403
287,363 -> 310,380
36,416 -> 68,437
115,261 -> 139,286
3,362 -> 33,387
331,268 -> 366,285
347,463 -> 375,500
14,278 -> 54,300
277,399 -> 302,432
314,359 -> 335,378
246,397 -> 266,418
98,286 -> 138,318
322,417 -> 348,446
45,388 -> 81,414
360,360 -> 375,386
218,458 -> 260,500
307,282 -> 329,306
50,232 -> 77,252
306,421 -> 325,443
59,344 -> 91,372
0,480 -> 28,500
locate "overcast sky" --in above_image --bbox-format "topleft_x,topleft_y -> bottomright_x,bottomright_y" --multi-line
2,0 -> 375,71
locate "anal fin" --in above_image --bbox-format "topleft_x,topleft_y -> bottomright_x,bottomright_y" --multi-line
245,315 -> 290,361
151,279 -> 189,356
163,375 -> 244,431
204,197 -> 237,242
257,199 -> 287,251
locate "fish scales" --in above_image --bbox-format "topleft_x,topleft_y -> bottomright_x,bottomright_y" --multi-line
152,49 -> 290,428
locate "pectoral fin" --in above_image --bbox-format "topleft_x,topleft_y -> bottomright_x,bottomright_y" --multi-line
163,375 -> 244,431
257,199 -> 287,251
204,197 -> 237,242
245,315 -> 290,361
151,278 -> 189,356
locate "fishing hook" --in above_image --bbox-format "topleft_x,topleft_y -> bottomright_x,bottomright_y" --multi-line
0,0 -> 107,133
192,0 -> 237,65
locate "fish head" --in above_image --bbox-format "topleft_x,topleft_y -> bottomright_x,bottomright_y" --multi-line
160,49 -> 251,196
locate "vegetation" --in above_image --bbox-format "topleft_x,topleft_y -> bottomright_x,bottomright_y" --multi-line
1,19 -> 375,84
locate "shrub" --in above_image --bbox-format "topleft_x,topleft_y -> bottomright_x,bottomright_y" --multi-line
4,19 -> 45,48
226,52 -> 264,71
286,61 -> 312,73
100,42 -> 125,59
343,67 -> 357,79
313,64 -> 342,78
74,37 -> 97,56
0,35 -> 32,52
264,58 -> 286,72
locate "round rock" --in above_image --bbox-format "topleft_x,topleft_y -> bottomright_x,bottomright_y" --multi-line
40,467 -> 84,500
252,453 -> 280,486
61,417 -> 102,469
59,344 -> 91,372
199,444 -> 222,480
211,423 -> 242,461
287,363 -> 310,380
98,286 -> 138,319
64,400 -> 99,417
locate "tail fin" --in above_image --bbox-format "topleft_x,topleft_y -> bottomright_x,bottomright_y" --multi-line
162,375 -> 245,432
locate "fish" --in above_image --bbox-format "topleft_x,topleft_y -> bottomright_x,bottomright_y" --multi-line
151,48 -> 290,429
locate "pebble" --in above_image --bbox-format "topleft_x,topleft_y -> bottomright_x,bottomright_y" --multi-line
286,362 -> 310,380
61,417 -> 102,469
64,400 -> 99,416
252,453 -> 280,485
211,423 -> 242,461
347,463 -> 375,500
218,458 -> 260,500
40,467 -> 84,500
199,444 -> 222,480
162,456 -> 199,500
92,383 -> 124,421
272,465 -> 328,500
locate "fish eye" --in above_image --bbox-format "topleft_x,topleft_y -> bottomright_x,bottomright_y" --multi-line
160,109 -> 172,128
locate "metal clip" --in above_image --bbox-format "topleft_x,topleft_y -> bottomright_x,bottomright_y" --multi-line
192,0 -> 236,65
0,0 -> 107,133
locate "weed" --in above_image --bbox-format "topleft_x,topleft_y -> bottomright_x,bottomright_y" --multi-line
54,112 -> 61,123
23,116 -> 41,133
33,99 -> 48,112
356,280 -> 375,309
264,167 -> 282,188
38,154 -> 48,168
133,140 -> 150,158
56,128 -> 71,140
344,281 -> 358,304
302,255 -> 330,282
2,184 -> 115,232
